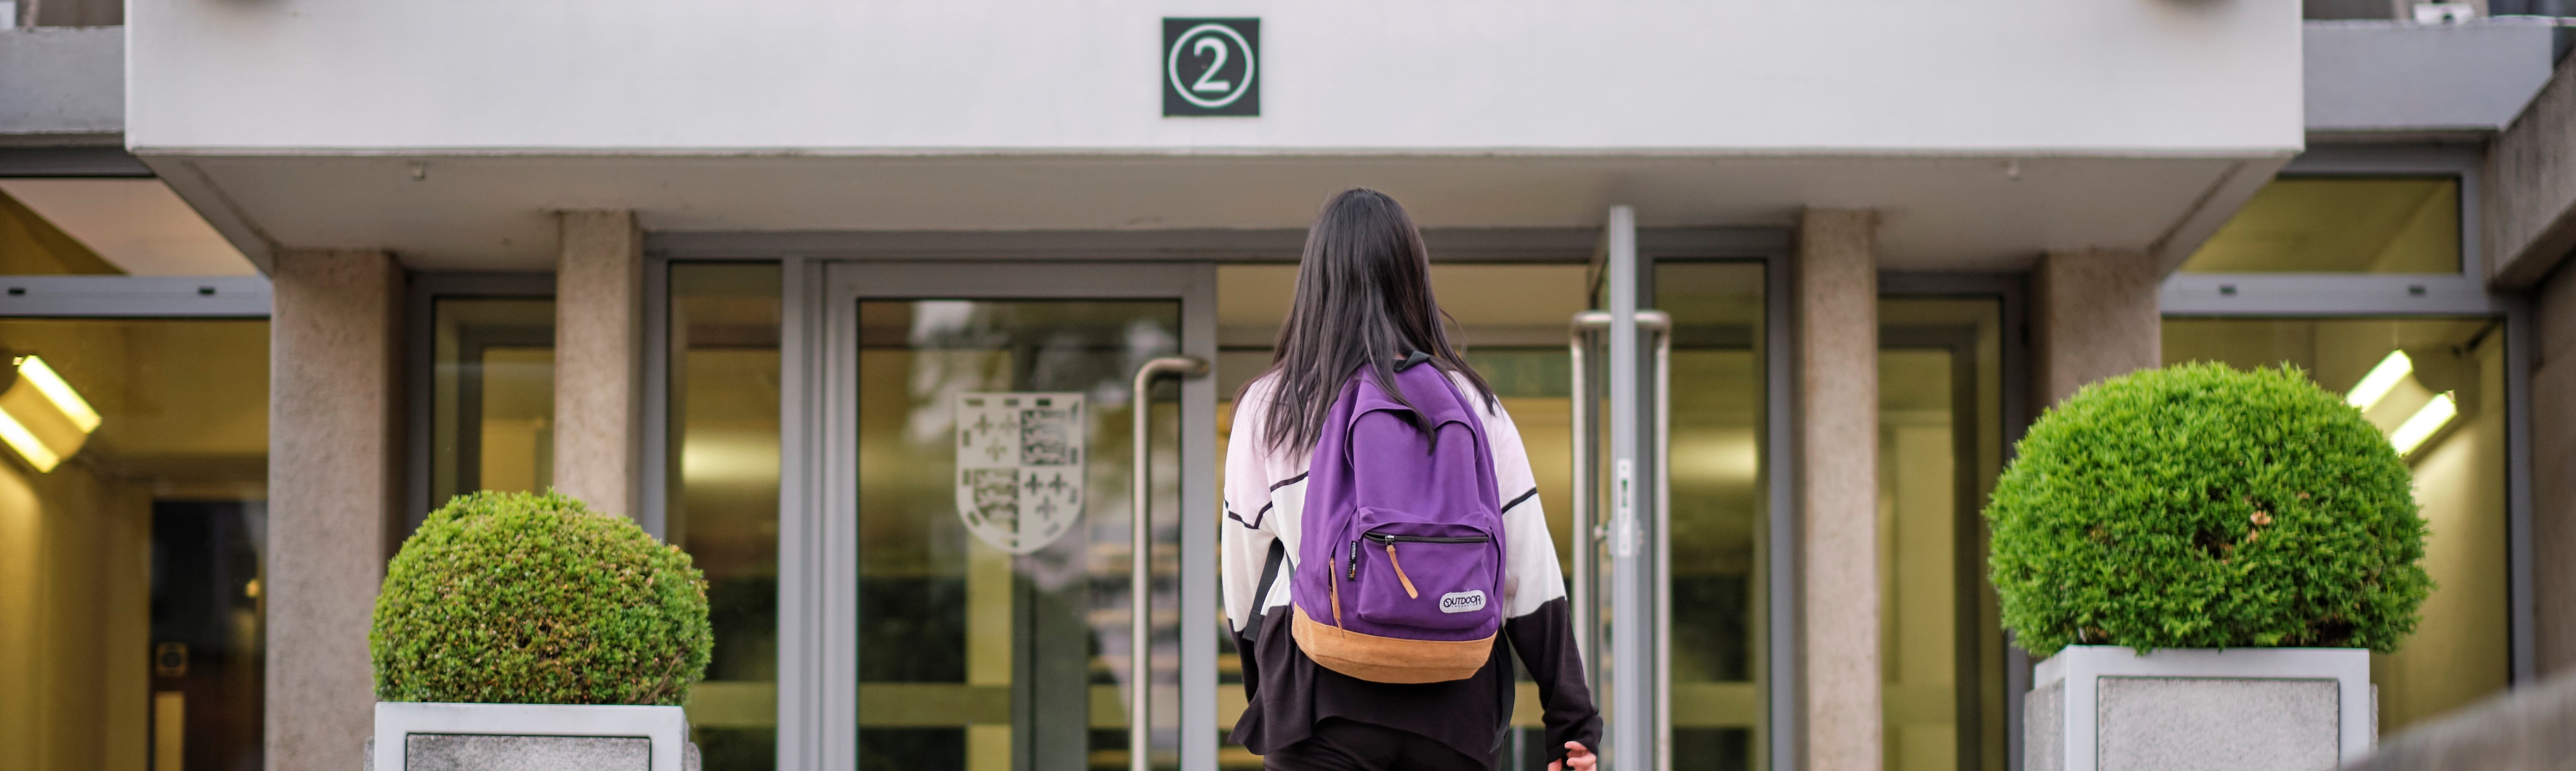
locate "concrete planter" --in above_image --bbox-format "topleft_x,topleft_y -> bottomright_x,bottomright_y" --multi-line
2027,645 -> 2373,771
367,702 -> 697,771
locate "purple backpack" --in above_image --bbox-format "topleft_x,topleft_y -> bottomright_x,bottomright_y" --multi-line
1287,355 -> 1505,683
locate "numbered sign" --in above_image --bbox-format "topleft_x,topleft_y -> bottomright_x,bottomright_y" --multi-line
1163,18 -> 1259,116
955,392 -> 1087,554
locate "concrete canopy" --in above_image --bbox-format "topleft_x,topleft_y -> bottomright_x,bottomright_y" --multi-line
146,152 -> 2283,273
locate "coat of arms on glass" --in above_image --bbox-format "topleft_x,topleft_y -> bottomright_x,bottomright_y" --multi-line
955,392 -> 1086,554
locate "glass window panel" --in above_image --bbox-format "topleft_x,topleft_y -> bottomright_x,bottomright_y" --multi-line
1876,299 -> 2007,771
856,299 -> 1183,771
669,264 -> 783,771
0,186 -> 121,275
2161,318 -> 2510,734
426,298 -> 554,513
2179,178 -> 2461,274
1657,261 -> 1769,771
0,318 -> 268,771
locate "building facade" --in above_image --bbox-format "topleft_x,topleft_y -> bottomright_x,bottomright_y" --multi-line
0,2 -> 2570,771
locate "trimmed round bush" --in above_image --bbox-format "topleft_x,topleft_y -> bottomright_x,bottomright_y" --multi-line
372,490 -> 711,705
1985,363 -> 2431,657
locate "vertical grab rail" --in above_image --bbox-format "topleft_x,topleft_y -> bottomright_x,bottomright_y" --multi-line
1636,309 -> 1673,771
1130,356 -> 1206,771
1573,308 -> 1669,769
1568,310 -> 1612,669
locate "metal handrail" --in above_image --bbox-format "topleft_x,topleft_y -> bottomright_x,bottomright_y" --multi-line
1128,356 -> 1206,771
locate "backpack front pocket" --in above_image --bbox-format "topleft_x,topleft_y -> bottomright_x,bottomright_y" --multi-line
1348,521 -> 1498,632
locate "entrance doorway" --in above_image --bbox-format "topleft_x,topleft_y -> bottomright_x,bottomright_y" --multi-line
775,224 -> 1795,771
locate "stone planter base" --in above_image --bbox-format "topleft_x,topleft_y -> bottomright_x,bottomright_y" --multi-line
368,702 -> 697,771
2029,645 -> 2373,771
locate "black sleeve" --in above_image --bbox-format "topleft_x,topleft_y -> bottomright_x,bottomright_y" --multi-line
1504,596 -> 1602,764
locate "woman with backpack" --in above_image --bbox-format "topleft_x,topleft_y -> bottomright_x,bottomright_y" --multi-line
1222,189 -> 1602,771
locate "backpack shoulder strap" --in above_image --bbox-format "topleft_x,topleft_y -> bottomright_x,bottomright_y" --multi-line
1254,539 -> 1288,609
1245,539 -> 1288,633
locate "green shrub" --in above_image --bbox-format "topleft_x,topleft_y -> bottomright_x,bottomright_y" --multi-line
371,490 -> 711,705
1985,363 -> 2431,657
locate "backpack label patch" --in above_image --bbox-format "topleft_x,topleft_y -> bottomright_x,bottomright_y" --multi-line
1438,590 -> 1487,614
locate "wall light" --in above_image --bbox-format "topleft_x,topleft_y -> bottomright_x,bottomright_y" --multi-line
0,355 -> 99,473
2346,350 -> 2413,412
2388,392 -> 2457,457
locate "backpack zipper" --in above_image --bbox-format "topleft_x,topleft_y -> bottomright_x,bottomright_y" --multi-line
1357,531 -> 1483,601
1361,532 -> 1490,545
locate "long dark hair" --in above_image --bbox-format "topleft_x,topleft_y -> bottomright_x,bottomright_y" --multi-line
1250,189 -> 1495,455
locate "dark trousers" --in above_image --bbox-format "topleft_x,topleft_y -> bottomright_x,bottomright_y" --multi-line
1262,718 -> 1489,771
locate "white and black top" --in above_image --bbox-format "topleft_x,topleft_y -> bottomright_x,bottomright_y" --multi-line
1222,370 -> 1602,767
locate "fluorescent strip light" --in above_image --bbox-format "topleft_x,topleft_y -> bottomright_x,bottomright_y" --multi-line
0,406 -> 61,472
14,356 -> 99,432
2389,392 -> 2458,457
2346,351 -> 2413,412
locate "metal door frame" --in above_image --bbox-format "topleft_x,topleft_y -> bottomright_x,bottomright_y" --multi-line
779,260 -> 1220,771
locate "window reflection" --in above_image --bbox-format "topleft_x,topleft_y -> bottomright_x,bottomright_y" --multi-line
427,297 -> 554,512
855,299 -> 1183,771
669,264 -> 783,771
1877,298 -> 2006,771
1657,262 -> 1769,771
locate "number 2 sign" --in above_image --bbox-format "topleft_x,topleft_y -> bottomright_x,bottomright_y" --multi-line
1163,19 -> 1259,116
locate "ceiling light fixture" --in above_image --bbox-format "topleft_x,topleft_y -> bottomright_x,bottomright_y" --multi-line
2388,392 -> 2457,457
13,355 -> 99,431
0,354 -> 98,473
2346,350 -> 2413,412
0,408 -> 60,472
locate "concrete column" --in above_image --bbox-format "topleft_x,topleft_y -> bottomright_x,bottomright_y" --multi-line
553,211 -> 644,519
2534,262 -> 2576,677
1798,208 -> 1881,771
267,249 -> 403,771
2033,250 -> 2162,408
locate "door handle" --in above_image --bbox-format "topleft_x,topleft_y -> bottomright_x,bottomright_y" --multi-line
1128,356 -> 1206,771
1568,310 -> 1611,667
1636,309 -> 1672,771
1571,308 -> 1671,766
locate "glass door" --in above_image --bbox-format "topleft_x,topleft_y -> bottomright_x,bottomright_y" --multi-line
1576,210 -> 1777,771
795,263 -> 1219,771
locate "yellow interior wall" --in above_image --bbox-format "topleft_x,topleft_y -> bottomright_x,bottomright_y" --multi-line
2369,331 -> 2510,730
0,319 -> 267,771
1880,350 -> 1957,771
0,393 -> 151,771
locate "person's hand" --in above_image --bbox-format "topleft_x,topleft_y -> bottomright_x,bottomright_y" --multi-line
1547,742 -> 1595,771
